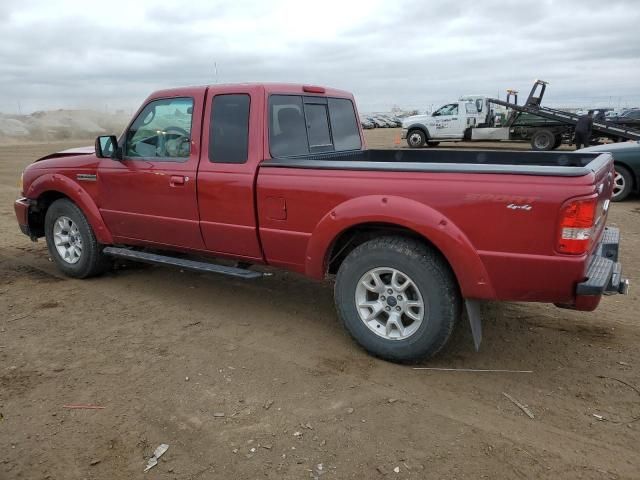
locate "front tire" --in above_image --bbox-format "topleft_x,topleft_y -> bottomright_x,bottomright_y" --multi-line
612,165 -> 633,202
334,237 -> 461,362
407,129 -> 426,148
45,198 -> 110,278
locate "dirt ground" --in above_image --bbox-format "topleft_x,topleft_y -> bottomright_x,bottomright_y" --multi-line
1,134 -> 639,480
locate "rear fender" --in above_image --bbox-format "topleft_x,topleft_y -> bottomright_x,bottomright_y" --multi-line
26,173 -> 113,244
304,195 -> 495,299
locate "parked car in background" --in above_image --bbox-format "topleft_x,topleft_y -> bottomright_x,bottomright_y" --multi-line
384,115 -> 402,127
372,116 -> 392,128
367,116 -> 387,128
616,109 -> 640,124
621,109 -> 640,118
579,141 -> 640,201
361,117 -> 374,129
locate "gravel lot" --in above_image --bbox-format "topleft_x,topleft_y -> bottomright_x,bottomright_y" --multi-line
1,135 -> 639,479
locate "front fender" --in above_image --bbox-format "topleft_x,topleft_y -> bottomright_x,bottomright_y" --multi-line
26,173 -> 113,244
304,195 -> 495,299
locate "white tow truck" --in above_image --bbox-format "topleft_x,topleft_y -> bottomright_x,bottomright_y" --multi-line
401,98 -> 489,148
401,81 -> 640,150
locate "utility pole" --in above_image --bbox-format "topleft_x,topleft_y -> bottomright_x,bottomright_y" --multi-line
214,62 -> 219,84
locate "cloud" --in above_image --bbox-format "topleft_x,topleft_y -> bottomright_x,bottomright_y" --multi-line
1,0 -> 638,114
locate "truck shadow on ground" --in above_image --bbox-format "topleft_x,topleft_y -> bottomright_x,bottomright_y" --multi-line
101,257 -> 622,371
2,245 -> 625,373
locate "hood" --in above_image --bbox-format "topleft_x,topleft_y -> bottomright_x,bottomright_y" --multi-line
36,145 -> 95,162
578,141 -> 640,153
402,114 -> 432,127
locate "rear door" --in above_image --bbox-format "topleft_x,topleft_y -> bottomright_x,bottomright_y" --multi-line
97,93 -> 205,249
257,93 -> 363,271
196,86 -> 264,260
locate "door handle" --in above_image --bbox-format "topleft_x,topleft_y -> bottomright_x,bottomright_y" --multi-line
170,175 -> 185,186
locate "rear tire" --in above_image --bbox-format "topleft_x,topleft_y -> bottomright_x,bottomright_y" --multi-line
334,237 -> 461,362
612,165 -> 633,202
44,199 -> 110,278
530,129 -> 555,151
407,129 -> 426,148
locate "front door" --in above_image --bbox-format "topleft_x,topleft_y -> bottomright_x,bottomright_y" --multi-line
97,93 -> 206,250
431,103 -> 463,139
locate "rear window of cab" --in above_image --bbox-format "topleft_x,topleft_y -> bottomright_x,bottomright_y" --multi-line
269,95 -> 361,158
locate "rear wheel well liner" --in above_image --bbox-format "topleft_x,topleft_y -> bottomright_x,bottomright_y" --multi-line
326,223 -> 458,287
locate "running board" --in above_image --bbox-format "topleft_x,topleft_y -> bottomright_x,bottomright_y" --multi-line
103,247 -> 266,279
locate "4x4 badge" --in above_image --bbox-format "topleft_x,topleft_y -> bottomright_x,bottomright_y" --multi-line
507,203 -> 532,211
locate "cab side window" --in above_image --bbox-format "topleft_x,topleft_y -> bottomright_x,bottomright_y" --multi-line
125,97 -> 194,160
269,95 -> 361,158
269,96 -> 310,157
328,98 -> 361,151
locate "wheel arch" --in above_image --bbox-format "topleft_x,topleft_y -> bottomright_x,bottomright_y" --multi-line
304,195 -> 495,299
614,161 -> 637,192
26,174 -> 113,244
406,124 -> 430,139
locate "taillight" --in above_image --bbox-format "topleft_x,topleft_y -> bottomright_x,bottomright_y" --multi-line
557,197 -> 597,255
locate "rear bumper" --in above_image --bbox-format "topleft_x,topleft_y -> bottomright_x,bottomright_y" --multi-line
576,227 -> 628,296
564,227 -> 629,311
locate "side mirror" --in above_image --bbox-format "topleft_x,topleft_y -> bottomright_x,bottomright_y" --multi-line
95,135 -> 121,159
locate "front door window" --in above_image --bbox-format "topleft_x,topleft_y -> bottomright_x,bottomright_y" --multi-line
125,97 -> 194,160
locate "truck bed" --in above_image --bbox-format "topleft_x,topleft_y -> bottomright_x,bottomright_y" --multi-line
263,149 -> 610,177
258,148 -> 614,304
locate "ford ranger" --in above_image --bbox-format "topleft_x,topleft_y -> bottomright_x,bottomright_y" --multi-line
14,83 -> 629,362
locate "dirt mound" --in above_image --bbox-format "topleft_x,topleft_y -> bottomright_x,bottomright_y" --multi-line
0,118 -> 29,136
0,110 -> 130,143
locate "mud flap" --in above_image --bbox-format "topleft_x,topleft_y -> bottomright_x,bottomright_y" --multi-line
465,299 -> 482,351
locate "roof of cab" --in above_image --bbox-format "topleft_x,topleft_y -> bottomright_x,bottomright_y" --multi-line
147,83 -> 353,100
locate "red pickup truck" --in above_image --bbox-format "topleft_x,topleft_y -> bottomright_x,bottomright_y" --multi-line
14,83 -> 628,362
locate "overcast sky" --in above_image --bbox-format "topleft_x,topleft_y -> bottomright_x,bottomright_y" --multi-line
1,0 -> 639,114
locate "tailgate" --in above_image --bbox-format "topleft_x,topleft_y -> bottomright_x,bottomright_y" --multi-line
589,153 -> 615,252
574,153 -> 629,299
